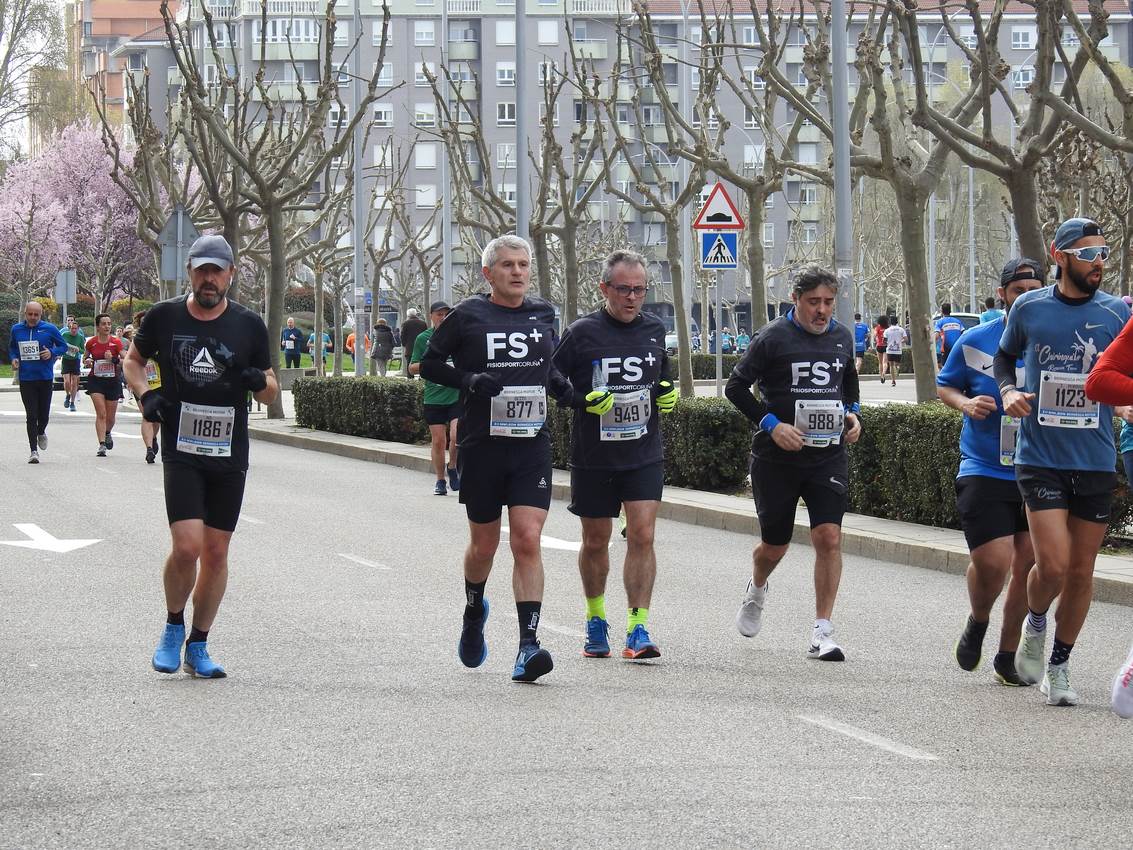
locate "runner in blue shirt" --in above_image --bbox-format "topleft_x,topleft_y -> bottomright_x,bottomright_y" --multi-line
994,217 -> 1130,707
8,300 -> 68,463
980,296 -> 1004,324
934,303 -> 966,368
852,313 -> 869,372
937,258 -> 1043,686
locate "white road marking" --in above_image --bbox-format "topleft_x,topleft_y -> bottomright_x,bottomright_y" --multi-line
0,524 -> 101,554
500,525 -> 610,553
240,515 -> 264,525
112,432 -> 142,440
538,619 -> 585,639
798,714 -> 939,761
337,553 -> 391,571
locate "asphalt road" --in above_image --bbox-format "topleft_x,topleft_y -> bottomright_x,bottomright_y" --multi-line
3,389 -> 1132,849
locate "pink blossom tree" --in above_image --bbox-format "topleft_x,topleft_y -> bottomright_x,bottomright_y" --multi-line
0,156 -> 67,310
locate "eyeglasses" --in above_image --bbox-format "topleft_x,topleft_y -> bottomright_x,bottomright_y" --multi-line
609,284 -> 649,298
1062,245 -> 1109,263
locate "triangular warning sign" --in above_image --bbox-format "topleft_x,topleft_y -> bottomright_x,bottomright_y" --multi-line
692,182 -> 745,231
705,234 -> 735,265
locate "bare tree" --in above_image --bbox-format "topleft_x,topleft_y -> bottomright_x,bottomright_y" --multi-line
0,0 -> 63,156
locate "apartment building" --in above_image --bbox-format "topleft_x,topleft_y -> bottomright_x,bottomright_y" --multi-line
107,0 -> 1133,323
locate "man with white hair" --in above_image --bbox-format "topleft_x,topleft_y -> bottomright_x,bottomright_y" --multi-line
421,235 -> 572,684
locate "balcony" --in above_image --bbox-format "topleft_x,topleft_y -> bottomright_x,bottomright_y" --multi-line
448,0 -> 481,10
572,38 -> 608,61
645,124 -> 670,144
567,0 -> 627,14
263,42 -> 320,61
449,78 -> 478,100
241,0 -> 349,15
448,40 -> 479,61
251,80 -> 317,101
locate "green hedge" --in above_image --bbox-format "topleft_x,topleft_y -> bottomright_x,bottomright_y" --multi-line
672,353 -> 741,380
290,376 -> 1133,538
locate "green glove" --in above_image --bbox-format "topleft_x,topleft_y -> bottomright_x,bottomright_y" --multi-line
585,389 -> 614,415
656,380 -> 678,413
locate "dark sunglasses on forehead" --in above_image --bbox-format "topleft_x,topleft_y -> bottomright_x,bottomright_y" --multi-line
1062,245 -> 1109,263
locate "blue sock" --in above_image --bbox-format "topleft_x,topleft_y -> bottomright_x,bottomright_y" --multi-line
1028,610 -> 1047,632
1049,638 -> 1073,666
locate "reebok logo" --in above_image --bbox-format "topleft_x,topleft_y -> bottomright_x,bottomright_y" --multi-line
190,347 -> 218,376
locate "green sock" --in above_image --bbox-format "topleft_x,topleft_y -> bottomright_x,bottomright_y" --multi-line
627,607 -> 649,633
585,595 -> 606,621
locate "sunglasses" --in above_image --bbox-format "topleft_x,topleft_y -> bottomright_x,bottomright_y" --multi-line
608,284 -> 649,298
1062,245 -> 1109,263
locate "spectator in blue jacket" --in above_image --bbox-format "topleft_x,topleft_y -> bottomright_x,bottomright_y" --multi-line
8,300 -> 67,463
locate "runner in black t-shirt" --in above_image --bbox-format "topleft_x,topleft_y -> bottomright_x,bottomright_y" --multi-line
420,235 -> 572,683
551,250 -> 676,662
725,265 -> 861,662
124,234 -> 278,680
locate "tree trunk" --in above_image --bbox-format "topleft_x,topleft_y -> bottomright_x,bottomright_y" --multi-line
332,297 -> 343,378
224,215 -> 242,303
1004,170 -> 1047,265
744,187 -> 770,332
314,268 -> 325,378
532,230 -> 551,300
893,188 -> 938,403
562,221 -> 579,324
264,203 -> 287,419
664,217 -> 694,398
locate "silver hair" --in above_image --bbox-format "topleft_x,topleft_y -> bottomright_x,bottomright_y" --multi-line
481,234 -> 533,269
791,264 -> 840,298
601,250 -> 648,284
406,308 -> 419,318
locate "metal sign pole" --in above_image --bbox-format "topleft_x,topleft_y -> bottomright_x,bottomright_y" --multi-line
715,271 -> 723,398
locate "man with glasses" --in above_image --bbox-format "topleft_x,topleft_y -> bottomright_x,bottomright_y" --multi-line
937,259 -> 1043,686
726,265 -> 861,661
421,235 -> 573,684
551,250 -> 677,661
995,218 -> 1129,706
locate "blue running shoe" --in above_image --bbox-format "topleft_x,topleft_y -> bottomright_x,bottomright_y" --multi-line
622,624 -> 661,660
582,616 -> 610,658
511,641 -> 553,683
458,599 -> 489,668
434,479 -> 447,496
183,641 -> 227,678
152,622 -> 185,673
448,467 -> 460,492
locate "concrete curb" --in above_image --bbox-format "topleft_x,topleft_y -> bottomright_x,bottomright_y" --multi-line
248,421 -> 1133,607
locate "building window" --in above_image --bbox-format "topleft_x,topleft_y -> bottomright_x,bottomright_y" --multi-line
743,144 -> 765,169
762,222 -> 774,248
496,61 -> 516,86
414,102 -> 436,126
1014,65 -> 1035,89
415,142 -> 437,169
799,183 -> 818,205
538,61 -> 557,86
334,21 -> 348,45
540,102 -> 559,126
496,20 -> 516,46
417,184 -> 437,207
497,102 -> 516,126
449,62 -> 473,82
414,20 -> 435,46
497,142 -> 516,167
127,52 -> 144,70
376,64 -> 393,87
796,142 -> 819,164
414,62 -> 435,86
1011,26 -> 1035,50
373,103 -> 392,127
374,142 -> 393,169
372,20 -> 390,46
538,20 -> 559,45
498,183 -> 517,204
642,104 -> 662,125
742,25 -> 757,45
644,223 -> 666,245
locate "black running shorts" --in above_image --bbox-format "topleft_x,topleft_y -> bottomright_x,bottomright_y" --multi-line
750,455 -> 848,546
955,475 -> 1029,550
424,402 -> 461,427
163,462 -> 247,532
61,358 -> 80,375
1015,465 -> 1116,524
458,437 -> 552,524
568,462 -> 664,518
85,375 -> 122,401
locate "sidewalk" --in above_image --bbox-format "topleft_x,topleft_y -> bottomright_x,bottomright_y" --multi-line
247,415 -> 1133,607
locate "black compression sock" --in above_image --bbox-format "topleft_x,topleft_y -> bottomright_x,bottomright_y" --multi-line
517,601 -> 541,645
966,615 -> 989,637
464,579 -> 487,617
167,610 -> 185,626
187,627 -> 208,645
1050,638 -> 1074,667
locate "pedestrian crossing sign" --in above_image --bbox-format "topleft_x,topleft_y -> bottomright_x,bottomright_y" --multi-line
700,231 -> 739,269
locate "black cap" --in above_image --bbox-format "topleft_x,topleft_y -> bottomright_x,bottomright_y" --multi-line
1000,257 -> 1045,286
1053,217 -> 1104,251
429,300 -> 451,314
188,234 -> 234,269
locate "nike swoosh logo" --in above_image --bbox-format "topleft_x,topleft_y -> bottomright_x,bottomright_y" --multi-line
1085,323 -> 1104,330
980,364 -> 992,371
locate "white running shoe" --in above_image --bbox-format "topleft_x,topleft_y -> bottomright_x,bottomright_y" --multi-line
1040,662 -> 1079,706
37,433 -> 47,450
28,450 -> 39,464
1111,644 -> 1133,719
1014,622 -> 1046,685
735,579 -> 768,638
807,623 -> 845,661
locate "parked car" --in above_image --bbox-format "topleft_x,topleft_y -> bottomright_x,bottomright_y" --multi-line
664,322 -> 700,355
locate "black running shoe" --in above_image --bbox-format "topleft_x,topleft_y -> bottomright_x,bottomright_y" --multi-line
511,641 -> 553,683
458,599 -> 489,668
145,447 -> 155,464
954,616 -> 987,672
993,652 -> 1029,687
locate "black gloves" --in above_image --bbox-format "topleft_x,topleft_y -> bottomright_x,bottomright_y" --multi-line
241,367 -> 267,392
463,372 -> 503,398
140,391 -> 175,423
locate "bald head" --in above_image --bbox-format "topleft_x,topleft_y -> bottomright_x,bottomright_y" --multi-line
23,302 -> 43,325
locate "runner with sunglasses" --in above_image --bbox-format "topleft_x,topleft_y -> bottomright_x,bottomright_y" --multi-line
995,218 -> 1130,706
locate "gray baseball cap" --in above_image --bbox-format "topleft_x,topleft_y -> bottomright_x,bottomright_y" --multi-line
188,234 -> 235,269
